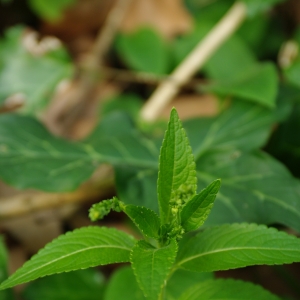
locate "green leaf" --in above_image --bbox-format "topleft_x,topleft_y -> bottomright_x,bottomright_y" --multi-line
22,269 -> 105,300
115,166 -> 159,212
204,35 -> 256,81
115,27 -> 171,75
178,279 -> 281,300
202,63 -> 278,107
104,266 -> 146,300
131,239 -> 177,300
176,223 -> 300,272
242,0 -> 285,17
0,238 -> 14,300
102,93 -> 143,120
28,0 -> 76,20
198,150 -> 300,232
0,227 -> 135,290
184,101 -> 275,159
181,179 -> 221,232
123,205 -> 161,239
166,269 -> 213,300
0,112 -> 158,192
0,114 -> 97,191
0,26 -> 73,114
158,108 -> 197,224
104,266 -> 213,300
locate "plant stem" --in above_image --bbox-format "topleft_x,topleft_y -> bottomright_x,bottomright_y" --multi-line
140,1 -> 247,122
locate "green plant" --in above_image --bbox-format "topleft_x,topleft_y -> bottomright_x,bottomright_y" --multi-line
1,108 -> 300,300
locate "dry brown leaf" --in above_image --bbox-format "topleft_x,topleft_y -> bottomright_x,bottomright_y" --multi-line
162,94 -> 219,120
121,0 -> 193,38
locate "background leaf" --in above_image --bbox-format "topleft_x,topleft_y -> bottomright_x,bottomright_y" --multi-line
0,227 -> 135,290
22,269 -> 105,300
115,27 -> 171,75
176,223 -> 300,272
197,150 -> 300,232
165,269 -> 213,300
104,266 -> 213,300
0,26 -> 73,114
242,0 -> 286,17
202,63 -> 278,107
104,266 -> 145,300
28,0 -> 76,20
131,239 -> 177,300
0,112 -> 158,192
178,278 -> 280,300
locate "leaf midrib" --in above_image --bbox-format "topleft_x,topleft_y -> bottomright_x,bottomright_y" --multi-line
1,244 -> 132,288
176,246 -> 300,267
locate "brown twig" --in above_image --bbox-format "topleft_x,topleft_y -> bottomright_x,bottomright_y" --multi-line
140,1 -> 247,122
55,0 -> 133,136
0,166 -> 114,220
101,67 -> 207,89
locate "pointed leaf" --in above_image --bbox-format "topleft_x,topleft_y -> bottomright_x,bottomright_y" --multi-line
123,205 -> 160,239
178,279 -> 280,300
176,223 -> 300,272
0,227 -> 135,290
181,179 -> 221,232
131,239 -> 177,300
158,108 -> 196,224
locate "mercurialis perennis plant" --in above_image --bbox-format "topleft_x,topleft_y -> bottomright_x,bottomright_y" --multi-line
1,108 -> 300,300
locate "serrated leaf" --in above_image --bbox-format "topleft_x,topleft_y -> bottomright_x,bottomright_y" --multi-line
181,179 -> 221,232
123,205 -> 160,239
22,269 -> 105,300
158,108 -> 197,224
178,279 -> 280,300
176,223 -> 300,272
0,227 -> 135,290
202,63 -> 278,107
115,27 -> 171,75
131,239 -> 177,300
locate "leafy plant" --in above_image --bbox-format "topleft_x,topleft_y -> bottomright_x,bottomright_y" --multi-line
1,108 -> 300,299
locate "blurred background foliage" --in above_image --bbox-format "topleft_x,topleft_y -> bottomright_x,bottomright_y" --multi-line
1,0 -> 300,299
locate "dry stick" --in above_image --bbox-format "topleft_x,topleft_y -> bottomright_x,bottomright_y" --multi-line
0,166 -> 114,220
101,67 -> 207,88
140,1 -> 247,122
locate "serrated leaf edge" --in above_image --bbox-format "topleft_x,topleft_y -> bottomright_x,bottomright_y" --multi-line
0,226 -> 135,290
